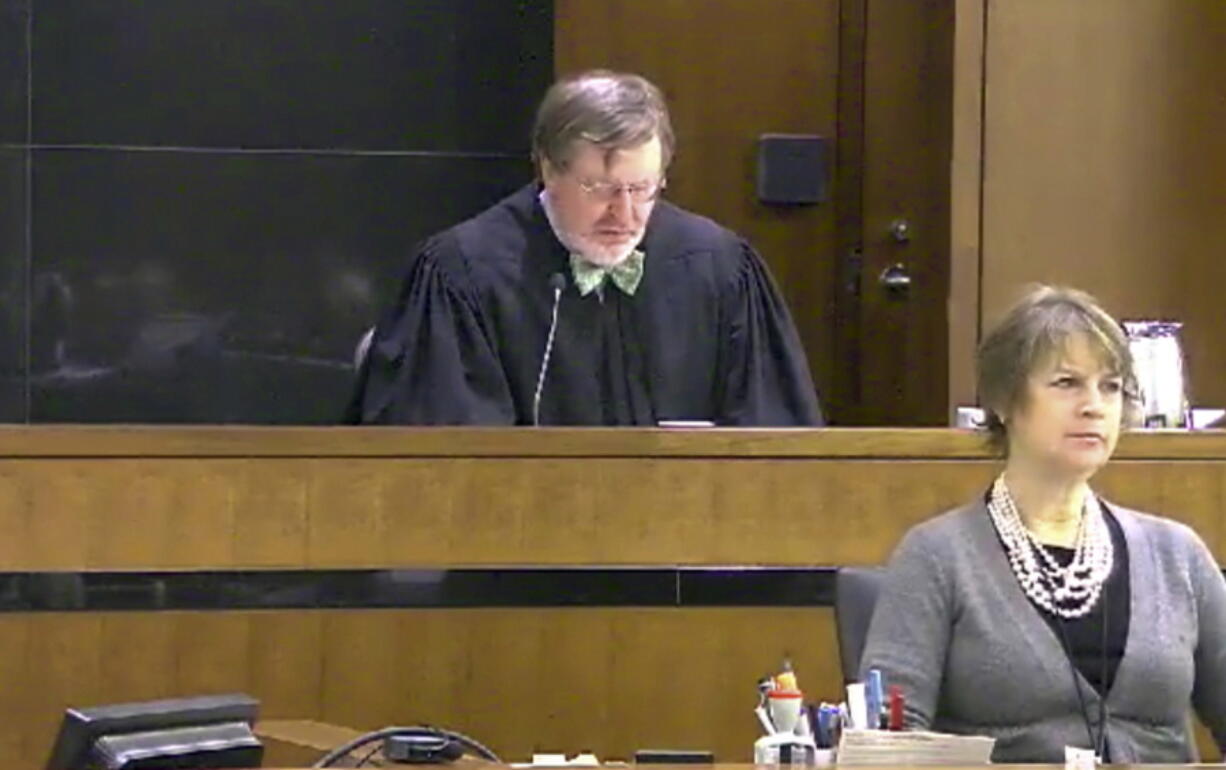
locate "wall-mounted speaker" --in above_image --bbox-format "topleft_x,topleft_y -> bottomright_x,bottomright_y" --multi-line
756,133 -> 829,205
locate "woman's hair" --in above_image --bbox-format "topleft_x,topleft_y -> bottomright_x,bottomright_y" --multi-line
976,285 -> 1139,453
531,70 -> 675,174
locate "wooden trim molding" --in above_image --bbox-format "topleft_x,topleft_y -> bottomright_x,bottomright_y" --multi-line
0,425 -> 1223,460
949,0 -> 987,419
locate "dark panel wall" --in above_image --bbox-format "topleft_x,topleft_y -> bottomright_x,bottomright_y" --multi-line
0,1 -> 28,421
0,149 -> 24,422
0,0 -> 551,423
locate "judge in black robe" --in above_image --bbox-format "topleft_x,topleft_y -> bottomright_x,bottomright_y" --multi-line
348,183 -> 823,426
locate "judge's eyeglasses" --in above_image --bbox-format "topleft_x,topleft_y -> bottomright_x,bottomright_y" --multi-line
575,176 -> 667,204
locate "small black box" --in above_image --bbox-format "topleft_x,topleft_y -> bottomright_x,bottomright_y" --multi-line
756,133 -> 829,205
634,749 -> 714,764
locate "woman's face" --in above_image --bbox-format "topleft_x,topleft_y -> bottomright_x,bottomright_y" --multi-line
1003,333 -> 1124,482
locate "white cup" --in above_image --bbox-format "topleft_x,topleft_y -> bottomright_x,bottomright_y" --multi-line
768,691 -> 804,734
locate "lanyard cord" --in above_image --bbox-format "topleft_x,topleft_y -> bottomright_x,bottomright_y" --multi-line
1054,570 -> 1111,759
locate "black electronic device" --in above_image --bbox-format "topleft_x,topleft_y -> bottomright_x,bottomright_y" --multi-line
312,726 -> 501,768
45,693 -> 262,770
383,733 -> 466,764
633,749 -> 714,764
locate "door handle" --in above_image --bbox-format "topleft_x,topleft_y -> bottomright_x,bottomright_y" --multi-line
879,263 -> 912,294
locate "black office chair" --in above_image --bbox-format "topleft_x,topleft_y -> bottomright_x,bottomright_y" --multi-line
834,566 -> 886,685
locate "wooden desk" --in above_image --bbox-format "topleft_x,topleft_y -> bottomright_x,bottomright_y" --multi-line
1,427 -> 1223,769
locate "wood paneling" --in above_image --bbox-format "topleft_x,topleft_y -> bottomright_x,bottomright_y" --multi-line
4,609 -> 836,770
949,0 -> 986,414
4,427 -> 1226,767
7,612 -> 322,769
4,428 -> 1226,568
977,0 -> 1226,406
1,457 -> 985,569
0,616 -> 34,760
11,607 -> 1217,767
8,424 -> 1226,458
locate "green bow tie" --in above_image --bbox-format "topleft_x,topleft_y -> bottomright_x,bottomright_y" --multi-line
569,250 -> 645,297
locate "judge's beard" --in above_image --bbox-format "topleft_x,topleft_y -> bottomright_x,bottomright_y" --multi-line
540,190 -> 646,267
563,232 -> 642,267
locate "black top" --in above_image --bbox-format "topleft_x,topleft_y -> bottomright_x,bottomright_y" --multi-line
347,184 -> 823,426
1040,506 -> 1130,698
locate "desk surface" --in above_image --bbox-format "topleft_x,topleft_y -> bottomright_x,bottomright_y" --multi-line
255,720 -> 1210,769
1,424 -> 1225,459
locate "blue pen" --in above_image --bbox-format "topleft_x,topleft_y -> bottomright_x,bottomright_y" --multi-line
866,669 -> 885,729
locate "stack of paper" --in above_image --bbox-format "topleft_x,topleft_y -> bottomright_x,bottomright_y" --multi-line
836,728 -> 995,765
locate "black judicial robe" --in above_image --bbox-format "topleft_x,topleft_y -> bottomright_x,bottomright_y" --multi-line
349,184 -> 823,426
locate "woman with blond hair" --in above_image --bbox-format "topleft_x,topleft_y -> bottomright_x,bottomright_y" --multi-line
860,286 -> 1226,762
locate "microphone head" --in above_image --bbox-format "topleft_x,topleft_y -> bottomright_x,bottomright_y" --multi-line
549,272 -> 568,292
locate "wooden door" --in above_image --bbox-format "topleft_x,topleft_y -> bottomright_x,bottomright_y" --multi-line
836,0 -> 955,425
555,0 -> 842,418
555,0 -> 954,425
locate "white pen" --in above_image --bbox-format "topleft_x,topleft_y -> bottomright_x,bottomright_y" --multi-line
755,705 -> 776,735
846,682 -> 868,730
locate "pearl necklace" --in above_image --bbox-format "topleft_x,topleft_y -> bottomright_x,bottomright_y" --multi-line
986,475 -> 1114,619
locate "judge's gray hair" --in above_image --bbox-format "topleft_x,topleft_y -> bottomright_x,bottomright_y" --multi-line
977,285 -> 1140,454
532,70 -> 675,174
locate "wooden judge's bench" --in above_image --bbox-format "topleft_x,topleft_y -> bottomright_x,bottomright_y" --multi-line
1,426 -> 1224,769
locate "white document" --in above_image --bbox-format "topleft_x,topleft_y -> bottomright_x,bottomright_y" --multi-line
836,727 -> 995,766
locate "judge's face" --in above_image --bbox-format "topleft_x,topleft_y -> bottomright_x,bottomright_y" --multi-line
1003,333 -> 1124,483
541,135 -> 664,266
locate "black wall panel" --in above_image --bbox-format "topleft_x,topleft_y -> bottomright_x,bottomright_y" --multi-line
0,150 -> 26,422
32,0 -> 549,152
0,0 -> 27,144
3,0 -> 552,423
29,149 -> 530,423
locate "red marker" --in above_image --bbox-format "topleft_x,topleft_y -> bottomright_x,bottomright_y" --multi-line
888,685 -> 905,731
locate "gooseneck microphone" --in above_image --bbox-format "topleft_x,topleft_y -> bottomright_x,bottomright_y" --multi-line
533,272 -> 568,426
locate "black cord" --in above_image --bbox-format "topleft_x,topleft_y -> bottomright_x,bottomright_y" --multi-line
1052,564 -> 1110,759
355,742 -> 382,767
312,726 -> 501,768
1098,586 -> 1109,759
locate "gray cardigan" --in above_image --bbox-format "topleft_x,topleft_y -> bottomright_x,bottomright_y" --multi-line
859,499 -> 1226,763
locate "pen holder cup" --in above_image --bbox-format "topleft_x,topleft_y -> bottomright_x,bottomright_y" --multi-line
767,691 -> 803,734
